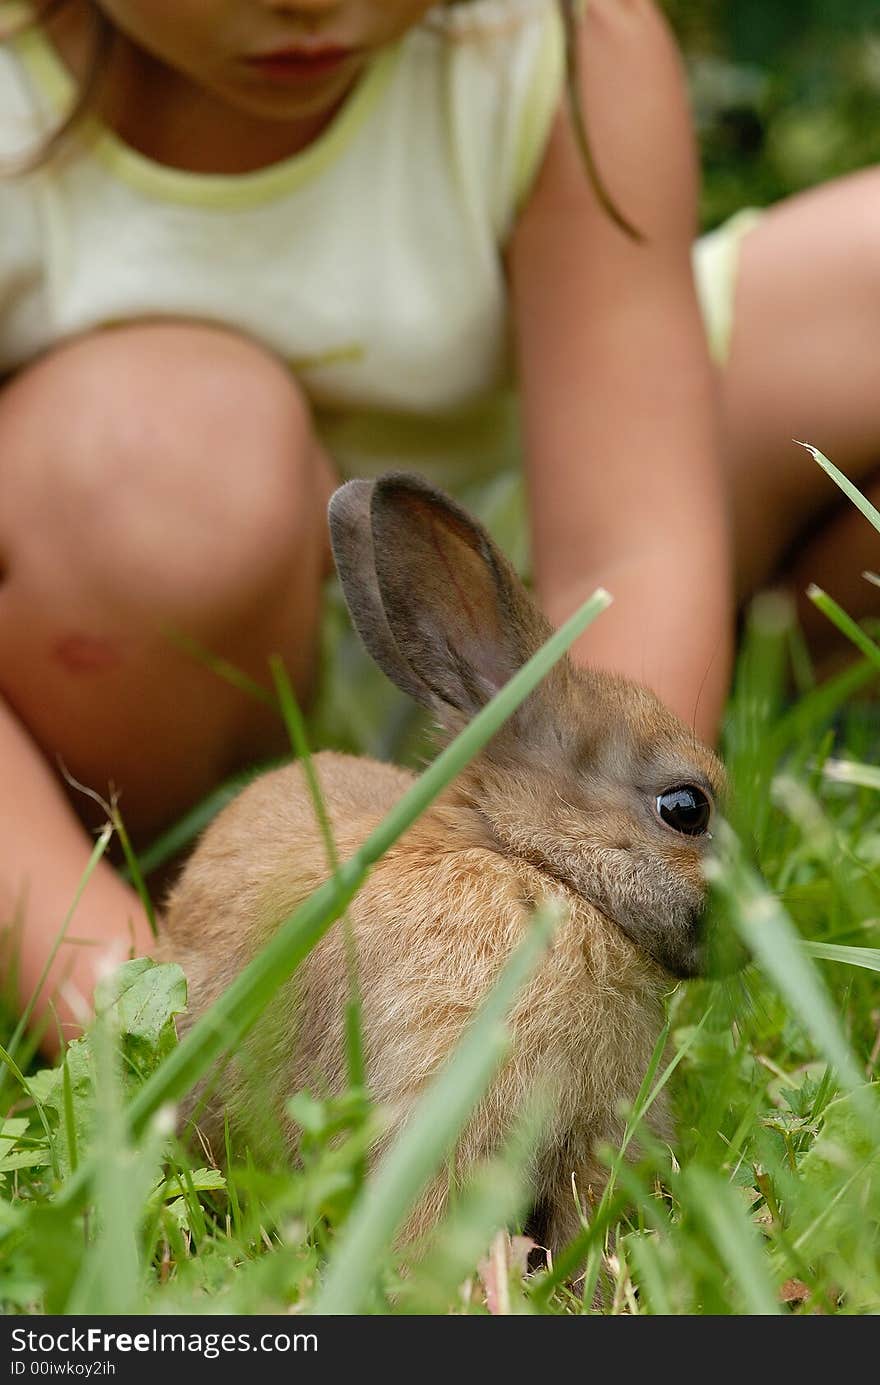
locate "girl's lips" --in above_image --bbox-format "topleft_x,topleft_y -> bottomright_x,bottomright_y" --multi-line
244,47 -> 361,81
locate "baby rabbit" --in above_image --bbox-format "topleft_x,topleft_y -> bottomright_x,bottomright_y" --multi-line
161,472 -> 725,1252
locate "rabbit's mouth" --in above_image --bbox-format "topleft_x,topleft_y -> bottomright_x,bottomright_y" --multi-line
611,902 -> 705,979
497,833 -> 710,979
504,835 -> 711,978
611,900 -> 749,980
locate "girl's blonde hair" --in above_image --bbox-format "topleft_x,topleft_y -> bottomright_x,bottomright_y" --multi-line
1,0 -> 639,238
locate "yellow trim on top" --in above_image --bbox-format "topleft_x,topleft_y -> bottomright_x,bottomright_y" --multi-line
13,26 -> 402,209
693,209 -> 762,365
288,343 -> 366,372
12,24 -> 72,105
512,0 -> 565,212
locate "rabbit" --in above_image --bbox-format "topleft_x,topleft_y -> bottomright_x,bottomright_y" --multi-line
160,471 -> 726,1254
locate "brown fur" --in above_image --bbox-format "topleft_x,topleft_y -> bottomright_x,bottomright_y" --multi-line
160,474 -> 725,1253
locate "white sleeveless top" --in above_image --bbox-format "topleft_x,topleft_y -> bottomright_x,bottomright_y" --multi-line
0,1 -> 564,490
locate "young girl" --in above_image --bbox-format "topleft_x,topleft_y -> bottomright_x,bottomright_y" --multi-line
0,0 -> 871,1053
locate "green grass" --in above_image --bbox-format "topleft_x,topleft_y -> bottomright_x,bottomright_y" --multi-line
2,469 -> 880,1315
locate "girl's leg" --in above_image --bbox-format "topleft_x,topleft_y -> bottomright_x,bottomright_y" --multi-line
719,165 -> 880,653
0,323 -> 336,1050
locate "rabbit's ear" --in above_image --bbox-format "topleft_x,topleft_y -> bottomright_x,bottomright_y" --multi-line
366,473 -> 554,720
328,479 -> 436,708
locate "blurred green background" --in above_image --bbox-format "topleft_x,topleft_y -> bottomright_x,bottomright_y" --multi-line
667,0 -> 880,227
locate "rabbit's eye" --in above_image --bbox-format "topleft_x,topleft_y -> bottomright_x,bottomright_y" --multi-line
656,785 -> 711,836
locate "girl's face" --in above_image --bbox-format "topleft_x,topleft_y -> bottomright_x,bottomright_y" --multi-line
93,1 -> 436,121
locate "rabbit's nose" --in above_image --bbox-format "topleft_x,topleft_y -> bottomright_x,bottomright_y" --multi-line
662,924 -> 704,980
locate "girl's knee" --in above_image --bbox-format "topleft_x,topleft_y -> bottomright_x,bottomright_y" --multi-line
0,323 -> 333,628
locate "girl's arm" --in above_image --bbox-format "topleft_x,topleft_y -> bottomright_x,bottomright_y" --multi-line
509,0 -> 731,741
0,698 -> 153,1057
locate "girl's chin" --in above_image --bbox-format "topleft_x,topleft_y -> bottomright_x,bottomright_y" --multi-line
217,67 -> 364,125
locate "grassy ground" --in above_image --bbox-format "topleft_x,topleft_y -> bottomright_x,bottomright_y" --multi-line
0,453 -> 878,1316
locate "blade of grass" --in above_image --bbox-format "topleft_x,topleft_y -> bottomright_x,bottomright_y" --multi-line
799,442 -> 880,534
179,1162 -> 208,1245
791,1150 -> 877,1256
683,1166 -> 782,1315
396,1092 -> 550,1314
57,772 -> 158,940
707,822 -> 868,1098
822,759 -> 880,791
269,655 -> 339,874
312,903 -> 559,1315
163,628 -> 275,706
269,654 -> 365,1094
725,592 -> 794,846
61,1052 -> 78,1176
770,658 -> 876,756
0,1041 -> 59,1179
223,1113 -> 242,1240
627,1231 -> 674,1315
56,587 -> 612,1214
802,941 -> 880,974
109,801 -> 157,941
3,823 -> 113,1077
807,585 -> 880,671
65,1020 -> 166,1314
786,617 -> 816,696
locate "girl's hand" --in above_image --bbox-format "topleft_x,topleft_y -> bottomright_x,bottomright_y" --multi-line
509,0 -> 731,742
